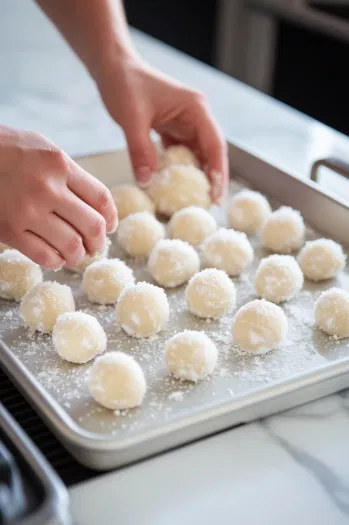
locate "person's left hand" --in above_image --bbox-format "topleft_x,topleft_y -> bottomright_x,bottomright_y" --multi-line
96,56 -> 228,204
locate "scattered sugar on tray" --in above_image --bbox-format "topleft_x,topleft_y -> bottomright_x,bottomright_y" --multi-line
168,391 -> 185,402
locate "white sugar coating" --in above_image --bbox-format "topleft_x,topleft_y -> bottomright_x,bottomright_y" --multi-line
150,164 -> 211,217
164,330 -> 218,382
314,288 -> 349,337
0,242 -> 8,254
116,282 -> 170,337
20,281 -> 75,333
148,239 -> 200,288
202,228 -> 254,276
255,254 -> 304,304
168,206 -> 217,246
261,206 -> 305,253
228,190 -> 271,234
111,183 -> 155,220
116,211 -> 165,257
298,238 -> 346,282
52,311 -> 107,364
159,145 -> 200,169
83,258 -> 135,305
185,268 -> 236,318
69,237 -> 111,273
89,351 -> 146,410
0,249 -> 43,301
232,299 -> 288,354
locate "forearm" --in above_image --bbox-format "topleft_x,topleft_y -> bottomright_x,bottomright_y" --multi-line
35,0 -> 136,79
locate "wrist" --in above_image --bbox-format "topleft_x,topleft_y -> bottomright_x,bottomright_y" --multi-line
90,37 -> 140,84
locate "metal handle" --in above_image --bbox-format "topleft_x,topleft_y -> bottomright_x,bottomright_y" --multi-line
311,157 -> 349,183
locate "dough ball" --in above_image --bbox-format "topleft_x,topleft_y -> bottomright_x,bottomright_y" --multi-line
20,281 -> 75,333
228,190 -> 271,234
168,206 -> 217,246
148,239 -> 200,288
255,254 -> 303,303
232,299 -> 288,354
116,282 -> 169,338
0,249 -> 43,301
111,183 -> 155,220
314,288 -> 349,337
0,242 -> 8,254
160,145 -> 199,169
83,258 -> 134,305
52,312 -> 107,364
89,351 -> 146,410
202,228 -> 253,276
261,206 -> 305,253
298,238 -> 346,282
117,211 -> 165,257
186,268 -> 236,318
165,330 -> 218,382
70,237 -> 111,273
151,164 -> 210,217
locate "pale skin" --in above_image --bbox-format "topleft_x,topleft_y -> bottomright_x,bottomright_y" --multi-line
0,0 -> 228,270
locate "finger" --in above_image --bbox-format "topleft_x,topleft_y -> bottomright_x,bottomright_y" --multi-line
9,232 -> 65,270
67,161 -> 118,234
55,190 -> 107,257
124,126 -> 158,188
31,213 -> 86,268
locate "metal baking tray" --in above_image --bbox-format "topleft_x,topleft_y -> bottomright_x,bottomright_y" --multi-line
2,141 -> 349,471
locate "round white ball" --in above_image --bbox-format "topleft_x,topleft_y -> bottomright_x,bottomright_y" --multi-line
0,249 -> 43,301
186,268 -> 236,318
160,145 -> 199,169
261,206 -> 305,253
168,206 -> 217,246
202,228 -> 254,276
83,258 -> 135,305
255,254 -> 303,303
116,282 -> 169,338
20,281 -> 75,333
52,312 -> 107,364
148,239 -> 200,288
117,211 -> 165,257
314,288 -> 349,337
89,351 -> 146,410
232,299 -> 288,354
228,190 -> 271,234
165,330 -> 218,382
69,237 -> 111,273
298,238 -> 346,282
111,183 -> 155,220
0,242 -> 8,254
151,164 -> 210,217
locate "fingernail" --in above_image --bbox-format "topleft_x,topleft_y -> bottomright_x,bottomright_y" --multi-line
211,171 -> 224,204
136,167 -> 153,188
48,259 -> 66,271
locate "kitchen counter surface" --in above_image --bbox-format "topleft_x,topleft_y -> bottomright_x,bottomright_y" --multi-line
2,1 -> 349,524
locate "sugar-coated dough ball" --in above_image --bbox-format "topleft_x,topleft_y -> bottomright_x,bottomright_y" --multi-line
117,212 -> 165,257
89,352 -> 146,410
20,281 -> 75,333
151,165 -> 210,217
298,238 -> 346,282
232,299 -> 287,354
0,242 -> 8,254
255,255 -> 303,304
202,228 -> 253,276
165,330 -> 218,382
70,237 -> 111,273
228,190 -> 271,234
261,206 -> 305,253
52,312 -> 107,364
83,258 -> 134,304
148,239 -> 200,288
116,282 -> 169,338
314,288 -> 349,337
168,206 -> 217,246
186,268 -> 236,318
111,183 -> 155,220
160,145 -> 199,169
0,250 -> 43,301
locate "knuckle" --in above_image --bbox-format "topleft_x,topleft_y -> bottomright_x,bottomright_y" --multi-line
89,215 -> 106,239
97,186 -> 110,211
188,89 -> 207,107
46,147 -> 68,170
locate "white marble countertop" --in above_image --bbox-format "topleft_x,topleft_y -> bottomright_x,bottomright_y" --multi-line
2,1 -> 349,524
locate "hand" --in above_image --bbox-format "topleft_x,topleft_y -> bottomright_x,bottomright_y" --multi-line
96,57 -> 228,203
0,126 -> 117,269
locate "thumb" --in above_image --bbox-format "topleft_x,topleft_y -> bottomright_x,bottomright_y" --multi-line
125,127 -> 158,188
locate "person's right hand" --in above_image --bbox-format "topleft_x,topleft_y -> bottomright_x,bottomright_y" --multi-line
0,126 -> 118,269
